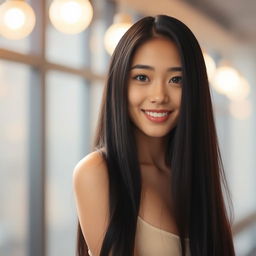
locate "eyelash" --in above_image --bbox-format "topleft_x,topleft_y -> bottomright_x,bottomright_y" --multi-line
132,74 -> 182,84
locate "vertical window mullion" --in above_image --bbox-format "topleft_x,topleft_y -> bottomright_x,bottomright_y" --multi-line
28,0 -> 47,255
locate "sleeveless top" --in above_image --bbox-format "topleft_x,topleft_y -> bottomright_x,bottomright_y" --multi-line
88,216 -> 190,256
135,216 -> 190,256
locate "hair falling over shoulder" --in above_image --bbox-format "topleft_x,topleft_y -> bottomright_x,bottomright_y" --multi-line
76,15 -> 235,256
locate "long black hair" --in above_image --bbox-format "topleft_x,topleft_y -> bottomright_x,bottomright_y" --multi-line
76,14 -> 235,256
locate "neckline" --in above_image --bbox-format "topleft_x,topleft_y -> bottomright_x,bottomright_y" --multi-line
138,216 -> 189,240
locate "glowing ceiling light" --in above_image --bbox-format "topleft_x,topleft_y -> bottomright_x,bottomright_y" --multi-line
4,8 -> 25,29
49,0 -> 93,34
60,1 -> 82,24
226,76 -> 250,101
203,52 -> 216,82
0,0 -> 36,40
104,13 -> 132,55
212,65 -> 240,95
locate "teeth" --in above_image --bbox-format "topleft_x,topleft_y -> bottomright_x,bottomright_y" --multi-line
145,111 -> 169,117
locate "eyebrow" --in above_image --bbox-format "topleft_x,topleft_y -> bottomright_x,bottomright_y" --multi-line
130,64 -> 182,72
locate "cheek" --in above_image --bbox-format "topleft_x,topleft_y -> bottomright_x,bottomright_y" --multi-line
177,95 -> 182,107
171,90 -> 182,108
128,87 -> 143,107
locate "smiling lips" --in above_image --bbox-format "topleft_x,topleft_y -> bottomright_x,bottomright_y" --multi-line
141,109 -> 172,123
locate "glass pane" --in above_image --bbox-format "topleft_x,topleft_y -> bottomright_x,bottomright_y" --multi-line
46,71 -> 90,256
0,60 -> 29,256
46,24 -> 87,68
0,36 -> 30,54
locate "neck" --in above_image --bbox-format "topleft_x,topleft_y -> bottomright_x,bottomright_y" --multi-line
133,127 -> 169,170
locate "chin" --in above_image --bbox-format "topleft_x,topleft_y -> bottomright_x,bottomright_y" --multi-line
143,129 -> 171,138
133,122 -> 176,138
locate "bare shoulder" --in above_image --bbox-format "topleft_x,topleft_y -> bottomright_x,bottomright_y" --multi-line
73,150 -> 109,256
73,150 -> 108,187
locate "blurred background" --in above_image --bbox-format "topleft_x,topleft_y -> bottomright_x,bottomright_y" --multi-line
0,0 -> 255,255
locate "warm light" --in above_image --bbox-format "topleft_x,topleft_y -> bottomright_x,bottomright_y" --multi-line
104,13 -> 132,55
4,8 -> 25,29
203,52 -> 216,82
226,76 -> 250,101
212,64 -> 251,101
0,0 -> 36,40
212,66 -> 240,95
229,99 -> 252,120
49,0 -> 93,34
60,2 -> 82,24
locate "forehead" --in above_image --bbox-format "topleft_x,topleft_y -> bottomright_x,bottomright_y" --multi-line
131,37 -> 181,67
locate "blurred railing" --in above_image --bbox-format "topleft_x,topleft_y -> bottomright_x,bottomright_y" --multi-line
233,212 -> 256,235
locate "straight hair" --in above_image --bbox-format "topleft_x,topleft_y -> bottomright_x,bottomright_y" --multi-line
76,15 -> 235,256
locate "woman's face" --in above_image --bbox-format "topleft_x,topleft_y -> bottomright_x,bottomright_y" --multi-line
127,37 -> 182,138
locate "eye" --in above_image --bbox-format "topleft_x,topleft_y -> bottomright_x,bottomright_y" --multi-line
133,74 -> 149,82
169,76 -> 182,84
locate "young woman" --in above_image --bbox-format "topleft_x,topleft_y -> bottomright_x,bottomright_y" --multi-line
73,15 -> 235,256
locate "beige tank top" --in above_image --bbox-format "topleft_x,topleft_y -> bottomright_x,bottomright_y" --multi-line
135,216 -> 190,256
88,216 -> 190,256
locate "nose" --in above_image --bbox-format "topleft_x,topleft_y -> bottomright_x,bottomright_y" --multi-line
149,82 -> 169,104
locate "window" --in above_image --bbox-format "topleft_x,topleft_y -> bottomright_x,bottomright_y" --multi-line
0,0 -> 112,255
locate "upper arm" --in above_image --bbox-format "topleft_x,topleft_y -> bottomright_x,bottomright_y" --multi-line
73,151 -> 110,256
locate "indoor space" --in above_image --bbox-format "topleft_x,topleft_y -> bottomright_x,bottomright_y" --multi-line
0,0 -> 256,255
